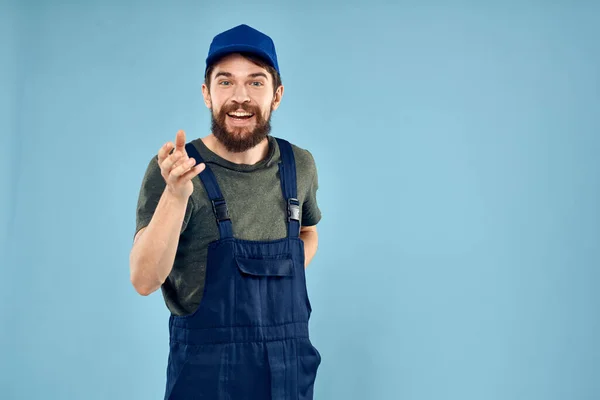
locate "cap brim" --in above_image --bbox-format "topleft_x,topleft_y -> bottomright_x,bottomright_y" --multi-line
205,44 -> 275,72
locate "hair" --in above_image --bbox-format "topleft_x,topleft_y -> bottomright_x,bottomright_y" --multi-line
204,52 -> 282,94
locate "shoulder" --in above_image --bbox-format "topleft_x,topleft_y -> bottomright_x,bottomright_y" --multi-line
281,140 -> 318,176
139,153 -> 165,186
273,139 -> 318,187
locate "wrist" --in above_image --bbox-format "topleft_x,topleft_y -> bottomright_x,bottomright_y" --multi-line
163,187 -> 190,206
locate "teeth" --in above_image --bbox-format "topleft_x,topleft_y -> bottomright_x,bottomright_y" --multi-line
229,112 -> 253,117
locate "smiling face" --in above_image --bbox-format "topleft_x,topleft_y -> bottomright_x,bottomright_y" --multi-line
202,53 -> 284,153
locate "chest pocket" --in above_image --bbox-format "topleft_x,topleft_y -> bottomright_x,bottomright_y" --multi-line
234,256 -> 296,326
236,257 -> 295,277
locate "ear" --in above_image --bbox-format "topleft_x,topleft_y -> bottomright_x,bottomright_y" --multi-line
271,84 -> 284,111
201,83 -> 212,109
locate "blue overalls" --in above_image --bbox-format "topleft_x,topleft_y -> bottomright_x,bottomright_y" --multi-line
164,138 -> 321,399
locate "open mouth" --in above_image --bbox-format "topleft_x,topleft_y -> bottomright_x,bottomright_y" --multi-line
227,111 -> 255,121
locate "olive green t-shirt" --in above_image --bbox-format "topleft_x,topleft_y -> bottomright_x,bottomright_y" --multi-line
134,135 -> 321,316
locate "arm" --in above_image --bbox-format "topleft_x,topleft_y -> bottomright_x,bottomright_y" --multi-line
298,148 -> 321,269
129,130 -> 204,296
300,225 -> 318,268
129,189 -> 189,296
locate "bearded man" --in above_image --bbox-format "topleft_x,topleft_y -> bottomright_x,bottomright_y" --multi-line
130,24 -> 322,400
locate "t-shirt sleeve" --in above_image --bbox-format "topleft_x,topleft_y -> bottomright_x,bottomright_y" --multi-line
301,151 -> 322,227
134,155 -> 195,239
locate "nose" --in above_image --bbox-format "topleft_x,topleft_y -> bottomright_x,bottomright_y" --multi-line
231,82 -> 250,104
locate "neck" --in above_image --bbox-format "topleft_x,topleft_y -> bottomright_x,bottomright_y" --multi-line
202,134 -> 270,165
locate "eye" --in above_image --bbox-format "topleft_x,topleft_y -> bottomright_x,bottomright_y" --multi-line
250,81 -> 264,87
219,80 -> 231,86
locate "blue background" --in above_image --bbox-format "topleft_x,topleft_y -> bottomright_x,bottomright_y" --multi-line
2,0 -> 599,399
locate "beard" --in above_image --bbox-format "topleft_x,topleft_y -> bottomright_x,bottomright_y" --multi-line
211,102 -> 272,153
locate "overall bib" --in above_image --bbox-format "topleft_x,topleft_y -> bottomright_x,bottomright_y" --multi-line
164,138 -> 321,400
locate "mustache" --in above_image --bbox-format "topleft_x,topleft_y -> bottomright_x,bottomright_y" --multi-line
221,103 -> 259,114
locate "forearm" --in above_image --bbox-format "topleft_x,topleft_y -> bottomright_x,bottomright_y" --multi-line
129,189 -> 189,295
299,230 -> 318,268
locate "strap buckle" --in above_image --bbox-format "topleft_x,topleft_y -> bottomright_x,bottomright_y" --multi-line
211,198 -> 230,222
287,198 -> 300,221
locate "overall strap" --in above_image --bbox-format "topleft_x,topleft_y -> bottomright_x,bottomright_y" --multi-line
275,138 -> 300,239
185,143 -> 234,239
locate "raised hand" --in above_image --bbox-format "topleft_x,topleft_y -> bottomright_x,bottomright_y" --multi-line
157,130 -> 205,200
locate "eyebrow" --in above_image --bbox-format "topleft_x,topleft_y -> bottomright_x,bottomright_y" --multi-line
213,71 -> 268,79
248,72 -> 268,79
214,72 -> 232,79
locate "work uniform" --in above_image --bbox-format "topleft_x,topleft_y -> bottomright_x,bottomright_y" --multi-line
164,138 -> 321,399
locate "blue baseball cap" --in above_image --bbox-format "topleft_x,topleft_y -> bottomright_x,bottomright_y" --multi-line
205,24 -> 280,76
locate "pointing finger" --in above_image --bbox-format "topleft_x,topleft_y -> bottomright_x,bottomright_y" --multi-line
175,130 -> 186,153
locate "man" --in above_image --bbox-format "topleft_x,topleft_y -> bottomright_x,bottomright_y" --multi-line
129,24 -> 322,399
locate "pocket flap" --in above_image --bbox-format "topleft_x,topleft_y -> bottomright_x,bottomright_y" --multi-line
235,257 -> 294,277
